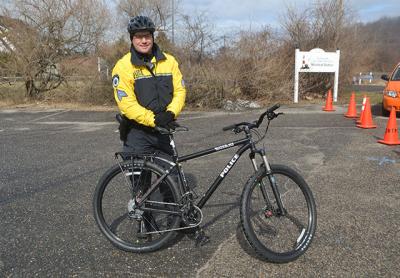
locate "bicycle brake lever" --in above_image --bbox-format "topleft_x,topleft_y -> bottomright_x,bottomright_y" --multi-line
267,112 -> 275,120
233,127 -> 242,134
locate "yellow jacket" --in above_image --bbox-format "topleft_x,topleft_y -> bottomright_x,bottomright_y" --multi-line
112,44 -> 186,127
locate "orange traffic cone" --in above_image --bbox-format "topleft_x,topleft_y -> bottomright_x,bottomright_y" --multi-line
344,92 -> 357,118
378,107 -> 400,145
356,97 -> 376,129
356,95 -> 367,124
323,89 -> 335,111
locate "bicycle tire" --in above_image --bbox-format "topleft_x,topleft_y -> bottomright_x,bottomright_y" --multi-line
93,159 -> 181,253
240,164 -> 317,263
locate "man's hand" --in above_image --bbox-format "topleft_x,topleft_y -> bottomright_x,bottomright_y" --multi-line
155,111 -> 175,128
166,120 -> 179,130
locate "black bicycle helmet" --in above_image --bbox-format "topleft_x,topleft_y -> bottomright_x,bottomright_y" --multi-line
127,16 -> 156,35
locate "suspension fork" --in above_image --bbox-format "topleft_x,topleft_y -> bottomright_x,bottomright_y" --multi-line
249,151 -> 271,207
250,150 -> 286,216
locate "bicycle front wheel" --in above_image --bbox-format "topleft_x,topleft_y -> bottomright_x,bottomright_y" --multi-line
240,164 -> 317,263
93,159 -> 181,253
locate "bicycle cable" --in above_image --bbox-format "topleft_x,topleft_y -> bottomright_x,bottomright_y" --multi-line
253,118 -> 271,145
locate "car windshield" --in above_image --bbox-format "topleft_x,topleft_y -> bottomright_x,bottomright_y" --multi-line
391,66 -> 400,81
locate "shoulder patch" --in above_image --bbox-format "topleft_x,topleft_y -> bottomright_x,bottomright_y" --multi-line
181,79 -> 185,87
116,90 -> 128,101
112,75 -> 119,87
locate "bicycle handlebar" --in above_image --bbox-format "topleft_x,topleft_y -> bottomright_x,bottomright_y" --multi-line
255,103 -> 280,127
155,125 -> 189,135
222,122 -> 250,131
155,104 -> 281,135
222,103 -> 281,132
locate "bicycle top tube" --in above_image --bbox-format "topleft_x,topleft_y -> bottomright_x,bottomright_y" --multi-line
177,137 -> 250,163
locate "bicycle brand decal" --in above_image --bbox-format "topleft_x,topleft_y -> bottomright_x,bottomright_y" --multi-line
214,142 -> 234,151
220,154 -> 239,178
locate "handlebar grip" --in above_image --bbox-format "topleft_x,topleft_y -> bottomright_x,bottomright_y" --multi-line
267,103 -> 280,113
154,126 -> 171,134
222,124 -> 236,131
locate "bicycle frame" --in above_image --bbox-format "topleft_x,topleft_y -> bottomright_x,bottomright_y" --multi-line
171,131 -> 273,209
132,128 -> 285,218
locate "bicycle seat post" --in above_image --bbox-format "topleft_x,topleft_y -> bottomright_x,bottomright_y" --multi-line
169,133 -> 179,161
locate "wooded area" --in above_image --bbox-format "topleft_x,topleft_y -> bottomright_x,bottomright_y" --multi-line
0,0 -> 399,107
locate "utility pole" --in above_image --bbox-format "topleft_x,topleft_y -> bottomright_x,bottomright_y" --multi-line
335,0 -> 344,47
171,0 -> 175,44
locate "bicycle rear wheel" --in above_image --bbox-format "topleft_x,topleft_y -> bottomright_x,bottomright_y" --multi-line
93,159 -> 181,253
240,164 -> 317,263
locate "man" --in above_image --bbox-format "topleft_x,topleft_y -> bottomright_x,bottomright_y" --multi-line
112,15 -> 186,157
112,15 -> 186,237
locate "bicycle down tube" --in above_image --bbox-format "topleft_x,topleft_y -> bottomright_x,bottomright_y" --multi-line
176,137 -> 253,209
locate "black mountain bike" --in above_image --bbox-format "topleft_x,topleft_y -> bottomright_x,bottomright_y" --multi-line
93,104 -> 317,263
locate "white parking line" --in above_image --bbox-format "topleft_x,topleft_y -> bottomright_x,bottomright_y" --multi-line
28,110 -> 70,123
13,127 -> 30,131
37,121 -> 115,132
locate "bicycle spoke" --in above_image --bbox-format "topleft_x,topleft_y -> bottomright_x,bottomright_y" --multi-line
94,160 -> 181,252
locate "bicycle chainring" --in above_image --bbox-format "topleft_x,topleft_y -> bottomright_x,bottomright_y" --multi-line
181,205 -> 202,226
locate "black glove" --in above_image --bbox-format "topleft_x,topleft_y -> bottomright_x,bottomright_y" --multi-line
154,111 -> 175,127
166,120 -> 179,130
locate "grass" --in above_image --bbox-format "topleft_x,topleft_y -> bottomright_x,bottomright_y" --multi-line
0,79 -> 114,108
338,85 -> 383,105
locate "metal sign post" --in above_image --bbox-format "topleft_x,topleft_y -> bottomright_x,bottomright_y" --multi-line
294,48 -> 340,103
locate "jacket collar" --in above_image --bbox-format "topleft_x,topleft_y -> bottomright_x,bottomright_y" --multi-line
130,43 -> 166,66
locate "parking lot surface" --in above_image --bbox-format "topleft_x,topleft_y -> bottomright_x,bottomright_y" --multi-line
0,105 -> 399,277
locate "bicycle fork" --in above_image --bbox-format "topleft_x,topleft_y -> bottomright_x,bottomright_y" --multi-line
250,151 -> 286,216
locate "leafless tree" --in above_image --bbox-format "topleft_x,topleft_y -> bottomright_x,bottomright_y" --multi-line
116,0 -> 179,32
180,11 -> 214,65
280,0 -> 358,97
0,0 -> 110,99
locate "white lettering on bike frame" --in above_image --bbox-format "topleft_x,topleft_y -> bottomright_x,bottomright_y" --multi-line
220,154 -> 240,178
214,142 -> 234,151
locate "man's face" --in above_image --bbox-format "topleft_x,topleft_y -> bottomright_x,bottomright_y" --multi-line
132,31 -> 153,55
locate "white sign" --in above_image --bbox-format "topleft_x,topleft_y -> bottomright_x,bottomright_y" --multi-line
294,48 -> 340,103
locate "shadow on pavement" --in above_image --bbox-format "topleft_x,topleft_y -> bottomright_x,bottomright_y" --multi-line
235,223 -> 263,261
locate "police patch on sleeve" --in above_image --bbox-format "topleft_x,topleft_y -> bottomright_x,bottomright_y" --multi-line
112,74 -> 119,87
117,90 -> 127,101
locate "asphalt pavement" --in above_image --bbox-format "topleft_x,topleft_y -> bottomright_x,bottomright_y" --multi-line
0,104 -> 399,277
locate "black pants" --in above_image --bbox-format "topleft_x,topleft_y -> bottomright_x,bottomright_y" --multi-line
123,126 -> 175,232
123,125 -> 176,186
123,126 -> 173,157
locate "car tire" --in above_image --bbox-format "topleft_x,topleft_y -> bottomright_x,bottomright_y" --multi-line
382,104 -> 390,117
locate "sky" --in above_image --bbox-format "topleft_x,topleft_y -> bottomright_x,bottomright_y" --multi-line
179,0 -> 400,31
102,0 -> 400,42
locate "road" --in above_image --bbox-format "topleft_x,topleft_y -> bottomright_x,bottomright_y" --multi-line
0,105 -> 399,277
